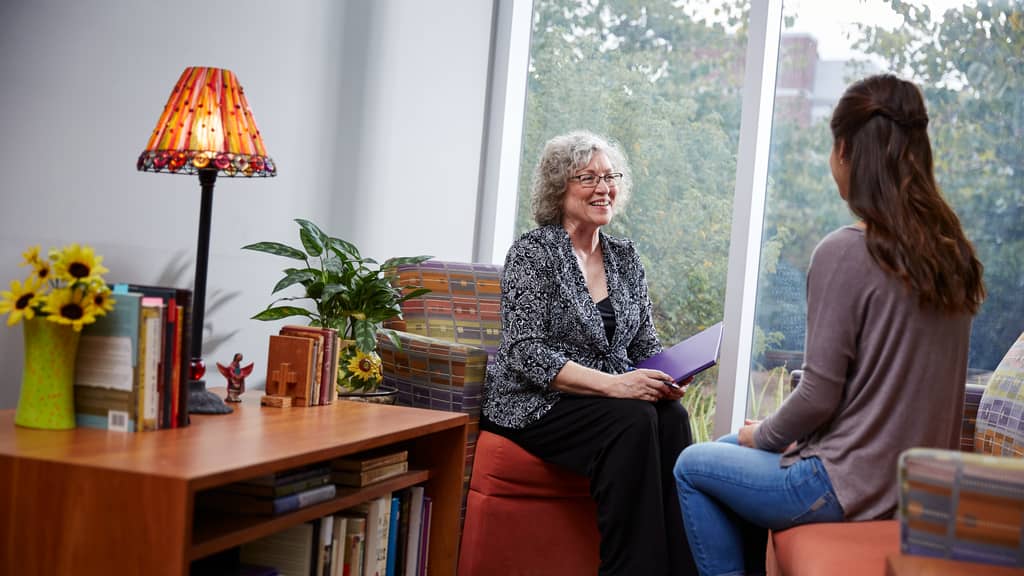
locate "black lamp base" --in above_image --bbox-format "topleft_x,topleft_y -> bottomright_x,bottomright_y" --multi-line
188,379 -> 233,414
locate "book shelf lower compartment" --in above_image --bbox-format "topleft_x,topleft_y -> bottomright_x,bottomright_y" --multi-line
189,469 -> 430,561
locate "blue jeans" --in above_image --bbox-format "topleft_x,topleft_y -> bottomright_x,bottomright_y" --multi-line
674,435 -> 845,576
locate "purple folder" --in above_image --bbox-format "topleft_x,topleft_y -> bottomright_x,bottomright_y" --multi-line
635,322 -> 724,384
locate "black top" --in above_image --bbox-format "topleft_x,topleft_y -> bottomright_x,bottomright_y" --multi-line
595,296 -> 616,343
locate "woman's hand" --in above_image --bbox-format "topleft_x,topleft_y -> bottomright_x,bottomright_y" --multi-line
738,419 -> 759,448
607,369 -> 682,402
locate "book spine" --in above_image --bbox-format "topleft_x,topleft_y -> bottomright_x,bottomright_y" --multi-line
175,289 -> 193,427
403,486 -> 424,576
333,450 -> 409,472
273,483 -> 337,515
139,302 -> 163,431
417,497 -> 432,576
385,496 -> 400,576
346,517 -> 367,576
160,302 -> 177,428
332,462 -> 409,487
170,304 -> 183,428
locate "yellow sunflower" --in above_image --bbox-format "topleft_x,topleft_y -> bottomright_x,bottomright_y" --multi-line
347,350 -> 383,382
0,278 -> 43,326
53,244 -> 109,284
20,245 -> 42,267
87,284 -> 116,316
41,286 -> 97,331
31,258 -> 53,285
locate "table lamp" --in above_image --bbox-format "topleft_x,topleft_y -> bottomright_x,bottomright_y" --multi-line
137,67 -> 276,414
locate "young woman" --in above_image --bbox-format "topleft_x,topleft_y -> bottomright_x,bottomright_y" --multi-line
674,74 -> 985,576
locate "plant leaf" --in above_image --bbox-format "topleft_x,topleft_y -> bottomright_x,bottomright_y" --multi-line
399,287 -> 431,302
273,269 -> 319,293
251,306 -> 313,321
242,241 -> 306,260
329,237 -> 361,258
296,219 -> 326,257
352,319 -> 377,352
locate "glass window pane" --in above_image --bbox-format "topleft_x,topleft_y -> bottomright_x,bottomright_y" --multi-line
515,0 -> 750,442
750,0 -> 1024,418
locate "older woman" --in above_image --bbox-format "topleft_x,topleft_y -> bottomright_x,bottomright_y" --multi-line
674,74 -> 986,576
482,130 -> 698,576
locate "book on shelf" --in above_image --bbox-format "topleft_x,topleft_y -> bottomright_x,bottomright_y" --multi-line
332,461 -> 409,488
240,521 -> 316,576
198,483 -> 336,516
355,494 -> 392,576
138,298 -> 163,431
243,463 -> 332,488
266,334 -> 316,406
317,515 -> 335,576
417,497 -> 433,576
332,449 -> 409,473
280,324 -> 339,406
73,291 -> 142,432
113,283 -> 193,429
385,496 -> 400,576
344,515 -> 367,576
403,486 -> 426,576
222,472 -> 331,499
330,516 -> 348,576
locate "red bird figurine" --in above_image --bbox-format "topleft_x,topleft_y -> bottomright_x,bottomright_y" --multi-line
217,353 -> 254,402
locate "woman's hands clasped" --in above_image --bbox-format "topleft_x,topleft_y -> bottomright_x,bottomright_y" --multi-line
608,369 -> 691,402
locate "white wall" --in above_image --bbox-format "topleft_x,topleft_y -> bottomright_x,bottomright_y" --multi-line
0,0 -> 494,408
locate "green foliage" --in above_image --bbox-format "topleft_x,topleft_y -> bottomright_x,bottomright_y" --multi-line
244,219 -> 431,356
521,0 -> 1022,439
851,1 -> 1024,369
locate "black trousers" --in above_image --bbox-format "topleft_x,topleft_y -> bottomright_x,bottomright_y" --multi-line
483,395 -> 698,576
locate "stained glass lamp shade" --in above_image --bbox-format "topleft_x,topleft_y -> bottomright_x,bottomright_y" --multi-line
137,67 -> 276,415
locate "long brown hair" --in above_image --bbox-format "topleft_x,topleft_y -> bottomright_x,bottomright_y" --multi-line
830,74 -> 985,315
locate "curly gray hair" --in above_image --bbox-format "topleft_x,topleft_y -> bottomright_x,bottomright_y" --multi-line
530,130 -> 633,227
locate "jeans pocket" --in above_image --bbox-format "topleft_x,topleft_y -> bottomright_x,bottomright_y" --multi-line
788,458 -> 845,526
790,490 -> 844,525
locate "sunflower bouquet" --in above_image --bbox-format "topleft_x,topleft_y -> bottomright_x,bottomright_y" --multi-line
0,244 -> 113,331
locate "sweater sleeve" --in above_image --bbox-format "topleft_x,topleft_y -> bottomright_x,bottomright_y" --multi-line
755,230 -> 862,451
499,237 -> 570,389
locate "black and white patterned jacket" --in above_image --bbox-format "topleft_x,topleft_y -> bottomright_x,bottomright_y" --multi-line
482,224 -> 663,429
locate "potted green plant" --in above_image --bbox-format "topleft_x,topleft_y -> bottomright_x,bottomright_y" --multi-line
243,219 -> 430,395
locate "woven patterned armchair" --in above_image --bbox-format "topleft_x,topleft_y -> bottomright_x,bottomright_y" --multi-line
769,330 -> 1024,576
377,261 -> 502,521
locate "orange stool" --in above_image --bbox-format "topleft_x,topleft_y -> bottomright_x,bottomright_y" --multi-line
458,430 -> 600,576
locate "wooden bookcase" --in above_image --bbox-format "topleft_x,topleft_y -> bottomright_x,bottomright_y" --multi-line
0,390 -> 468,576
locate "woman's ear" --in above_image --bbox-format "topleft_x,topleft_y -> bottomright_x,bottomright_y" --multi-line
836,139 -> 849,164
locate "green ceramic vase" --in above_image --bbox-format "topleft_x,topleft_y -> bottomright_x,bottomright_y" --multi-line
14,317 -> 80,430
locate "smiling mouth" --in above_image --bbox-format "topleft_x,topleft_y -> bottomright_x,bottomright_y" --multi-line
590,200 -> 611,207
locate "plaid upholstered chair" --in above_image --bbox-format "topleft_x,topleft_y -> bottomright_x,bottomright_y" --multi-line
769,330 -> 1024,575
378,260 -> 601,576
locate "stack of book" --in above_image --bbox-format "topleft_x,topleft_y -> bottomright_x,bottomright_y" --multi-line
265,324 -> 340,407
73,285 -> 192,432
196,464 -> 336,515
239,487 -> 433,576
331,449 -> 410,488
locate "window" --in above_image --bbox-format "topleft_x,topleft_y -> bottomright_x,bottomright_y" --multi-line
514,0 -> 750,441
749,0 -> 1024,418
498,0 -> 1022,439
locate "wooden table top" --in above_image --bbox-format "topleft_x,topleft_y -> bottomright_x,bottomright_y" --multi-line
0,390 -> 467,489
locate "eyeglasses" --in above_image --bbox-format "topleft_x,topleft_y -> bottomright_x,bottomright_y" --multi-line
569,173 -> 623,188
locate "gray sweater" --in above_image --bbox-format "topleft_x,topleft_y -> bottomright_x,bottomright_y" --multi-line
754,226 -> 971,520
